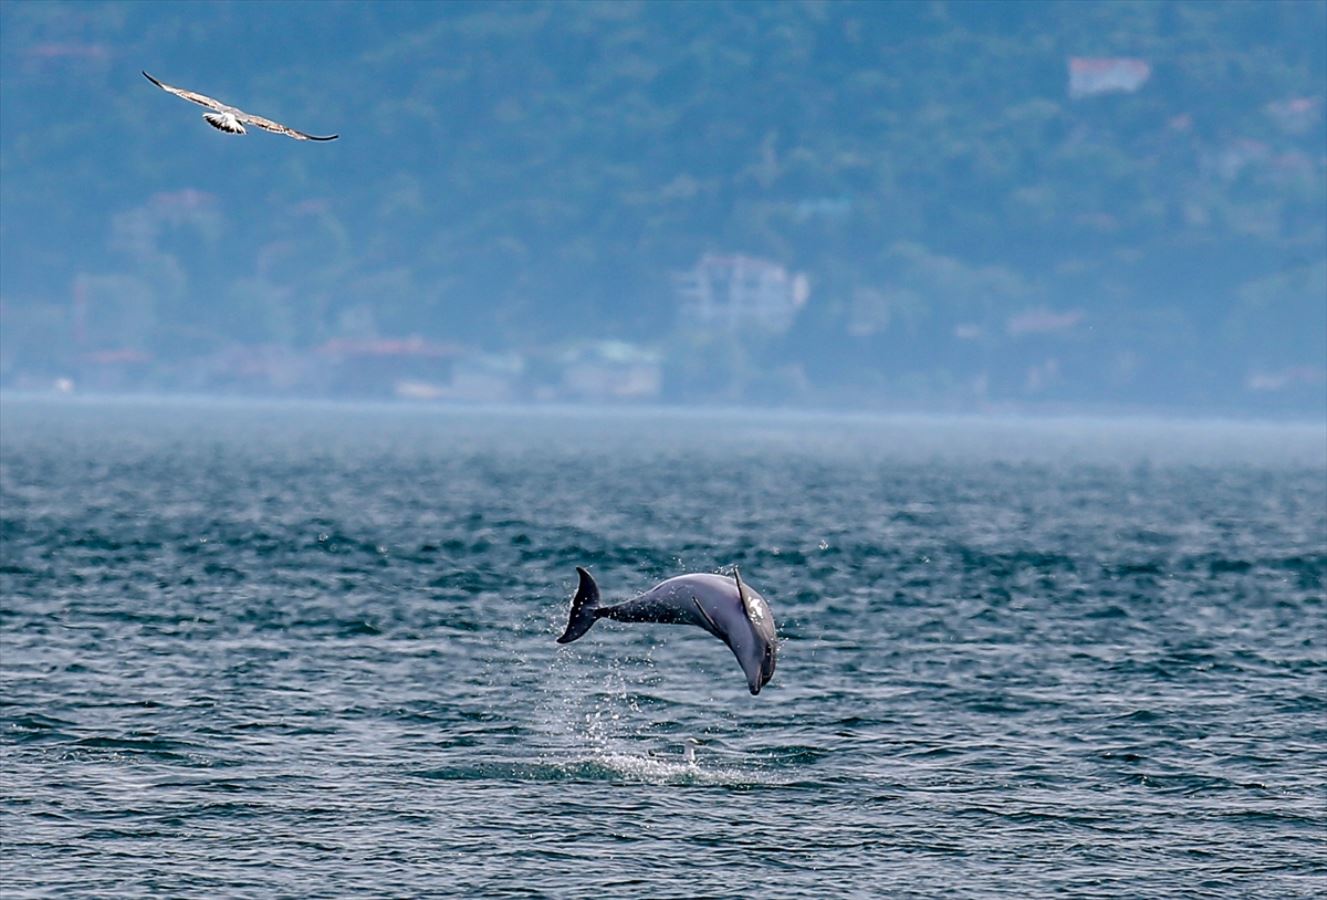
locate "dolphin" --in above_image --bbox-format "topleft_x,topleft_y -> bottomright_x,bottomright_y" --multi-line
556,567 -> 778,695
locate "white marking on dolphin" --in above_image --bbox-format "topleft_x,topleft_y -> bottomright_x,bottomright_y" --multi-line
556,567 -> 778,695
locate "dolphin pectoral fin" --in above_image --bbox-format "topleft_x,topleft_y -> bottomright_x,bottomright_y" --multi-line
557,567 -> 602,643
691,596 -> 722,637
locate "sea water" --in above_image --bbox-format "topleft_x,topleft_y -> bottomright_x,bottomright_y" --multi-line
1,397 -> 1324,897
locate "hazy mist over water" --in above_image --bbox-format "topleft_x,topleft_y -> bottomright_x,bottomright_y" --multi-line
2,397 -> 1325,896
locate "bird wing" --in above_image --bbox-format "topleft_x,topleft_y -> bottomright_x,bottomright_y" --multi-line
142,71 -> 231,112
235,112 -> 339,142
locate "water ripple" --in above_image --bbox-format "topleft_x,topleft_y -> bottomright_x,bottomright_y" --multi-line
2,401 -> 1324,897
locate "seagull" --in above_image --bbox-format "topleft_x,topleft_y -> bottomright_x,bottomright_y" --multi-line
142,71 -> 338,141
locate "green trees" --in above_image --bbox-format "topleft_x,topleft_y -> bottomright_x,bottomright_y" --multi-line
1,0 -> 1322,411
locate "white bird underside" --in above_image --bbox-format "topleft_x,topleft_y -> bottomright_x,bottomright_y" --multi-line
203,112 -> 245,135
142,71 -> 338,141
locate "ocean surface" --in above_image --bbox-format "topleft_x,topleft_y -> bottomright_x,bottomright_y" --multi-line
2,397 -> 1324,898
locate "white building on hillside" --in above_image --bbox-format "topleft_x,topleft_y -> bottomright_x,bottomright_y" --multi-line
675,254 -> 810,334
1068,58 -> 1151,99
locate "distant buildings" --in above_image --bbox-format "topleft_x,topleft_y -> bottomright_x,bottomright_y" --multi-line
317,336 -> 460,396
1005,308 -> 1085,337
1201,138 -> 1272,181
556,340 -> 661,401
674,254 -> 810,334
1068,58 -> 1151,99
1265,97 -> 1322,135
1246,365 -> 1326,393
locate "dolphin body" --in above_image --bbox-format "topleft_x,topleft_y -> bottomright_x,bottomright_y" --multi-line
556,567 -> 778,695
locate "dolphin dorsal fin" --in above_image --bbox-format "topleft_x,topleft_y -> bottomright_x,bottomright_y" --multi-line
733,567 -> 764,624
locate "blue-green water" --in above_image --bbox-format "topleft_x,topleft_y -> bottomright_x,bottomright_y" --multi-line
2,398 -> 1324,897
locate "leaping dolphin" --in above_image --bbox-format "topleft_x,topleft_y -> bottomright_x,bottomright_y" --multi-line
557,567 -> 778,695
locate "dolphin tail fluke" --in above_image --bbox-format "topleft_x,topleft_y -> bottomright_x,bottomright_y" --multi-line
557,567 -> 602,643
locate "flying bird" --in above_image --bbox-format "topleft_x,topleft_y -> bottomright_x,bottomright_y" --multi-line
142,71 -> 338,141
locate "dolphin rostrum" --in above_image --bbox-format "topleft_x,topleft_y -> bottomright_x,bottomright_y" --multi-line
556,567 -> 778,695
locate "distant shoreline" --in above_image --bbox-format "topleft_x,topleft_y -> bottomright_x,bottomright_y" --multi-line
4,387 -> 1325,459
2,387 -> 1325,430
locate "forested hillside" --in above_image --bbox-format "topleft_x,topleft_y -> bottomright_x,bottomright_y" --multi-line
1,0 -> 1323,414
